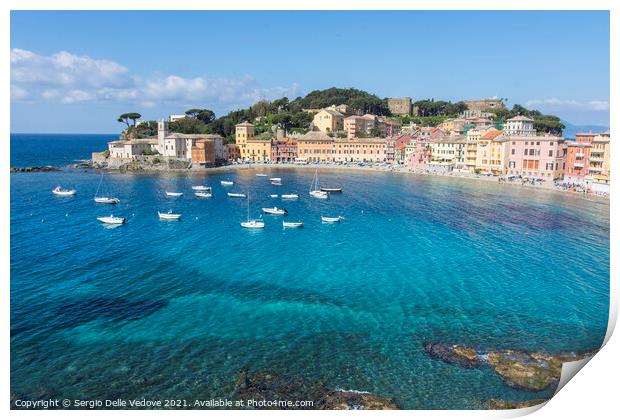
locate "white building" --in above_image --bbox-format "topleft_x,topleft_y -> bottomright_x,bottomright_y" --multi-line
169,114 -> 187,122
503,115 -> 536,136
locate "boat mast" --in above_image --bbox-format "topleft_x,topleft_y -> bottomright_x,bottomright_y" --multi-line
95,171 -> 104,197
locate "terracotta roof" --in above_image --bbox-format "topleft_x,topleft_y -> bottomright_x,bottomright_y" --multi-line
480,128 -> 504,140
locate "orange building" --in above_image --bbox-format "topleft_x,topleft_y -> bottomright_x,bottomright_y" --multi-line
191,139 -> 216,166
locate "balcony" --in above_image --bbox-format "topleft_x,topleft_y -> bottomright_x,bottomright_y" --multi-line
589,157 -> 604,163
575,153 -> 585,158
573,162 -> 584,168
590,149 -> 605,155
589,167 -> 602,173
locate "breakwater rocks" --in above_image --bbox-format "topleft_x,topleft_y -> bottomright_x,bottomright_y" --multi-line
233,370 -> 398,410
424,342 -> 597,392
11,166 -> 60,173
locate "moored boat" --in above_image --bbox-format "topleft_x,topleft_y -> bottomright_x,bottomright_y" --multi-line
97,215 -> 126,224
158,211 -> 181,220
270,194 -> 279,198
241,192 -> 264,229
269,177 -> 282,182
283,221 -> 303,228
221,180 -> 234,186
94,197 -> 120,204
321,216 -> 342,223
320,187 -> 342,193
52,186 -> 76,196
191,185 -> 211,191
165,191 -> 183,197
309,169 -> 328,199
227,192 -> 247,198
271,180 -> 282,185
262,207 -> 288,215
195,192 -> 213,198
256,173 -> 268,177
281,194 -> 299,199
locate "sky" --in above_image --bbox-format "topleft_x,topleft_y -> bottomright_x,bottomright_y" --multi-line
10,10 -> 610,133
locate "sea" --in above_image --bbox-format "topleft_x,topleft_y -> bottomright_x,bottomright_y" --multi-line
10,134 -> 610,409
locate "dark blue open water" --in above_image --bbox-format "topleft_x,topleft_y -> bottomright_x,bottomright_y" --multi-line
10,134 -> 610,408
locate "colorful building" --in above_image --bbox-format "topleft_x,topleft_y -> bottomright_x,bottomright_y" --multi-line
271,138 -> 297,162
504,115 -> 536,137
312,108 -> 344,133
506,135 -> 566,180
295,131 -> 336,162
475,128 -> 510,175
191,139 -> 216,167
333,138 -> 387,163
564,132 -> 611,189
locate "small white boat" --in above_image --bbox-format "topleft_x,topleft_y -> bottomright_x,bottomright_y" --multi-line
191,185 -> 211,191
221,180 -> 234,186
195,192 -> 213,198
283,221 -> 303,228
271,181 -> 282,186
227,192 -> 247,198
52,186 -> 76,196
270,194 -> 279,198
256,174 -> 268,177
165,191 -> 183,197
262,207 -> 288,215
241,220 -> 265,229
97,215 -> 126,224
281,194 -> 299,199
94,197 -> 120,204
321,216 -> 342,223
269,177 -> 282,182
320,187 -> 342,193
158,211 -> 181,220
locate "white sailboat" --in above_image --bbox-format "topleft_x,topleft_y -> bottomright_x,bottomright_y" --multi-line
52,186 -> 76,196
241,192 -> 264,229
309,169 -> 328,199
97,214 -> 126,224
191,185 -> 211,191
221,180 -> 234,186
93,172 -> 120,204
281,194 -> 299,199
158,210 -> 181,220
321,216 -> 343,223
195,192 -> 213,198
283,221 -> 303,228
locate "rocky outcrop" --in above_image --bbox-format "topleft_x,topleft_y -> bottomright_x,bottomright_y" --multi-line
424,343 -> 597,392
423,343 -> 481,368
11,166 -> 60,173
233,369 -> 398,410
486,399 -> 546,410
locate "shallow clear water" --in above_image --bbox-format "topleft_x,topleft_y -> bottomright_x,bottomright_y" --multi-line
10,136 -> 610,409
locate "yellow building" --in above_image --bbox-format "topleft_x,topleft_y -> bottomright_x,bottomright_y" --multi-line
334,138 -> 387,162
475,128 -> 510,175
587,133 -> 610,184
235,121 -> 255,160
464,128 -> 482,172
312,108 -> 344,133
245,138 -> 272,162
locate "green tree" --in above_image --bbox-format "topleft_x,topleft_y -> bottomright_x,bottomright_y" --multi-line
117,112 -> 142,128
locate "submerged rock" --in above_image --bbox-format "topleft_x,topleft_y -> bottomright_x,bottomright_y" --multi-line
11,166 -> 60,173
486,399 -> 547,410
232,369 -> 398,410
423,343 -> 481,368
424,343 -> 597,392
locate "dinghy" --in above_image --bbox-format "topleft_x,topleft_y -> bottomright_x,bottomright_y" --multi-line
256,174 -> 268,177
241,192 -> 264,229
165,191 -> 183,197
158,211 -> 181,220
97,215 -> 126,224
269,177 -> 282,182
228,192 -> 246,198
320,187 -> 342,193
262,207 -> 288,215
281,194 -> 299,199
283,221 -> 303,228
271,180 -> 282,186
191,185 -> 211,191
321,216 -> 342,223
52,186 -> 76,196
270,194 -> 279,198
94,197 -> 120,204
195,192 -> 213,198
221,180 -> 234,186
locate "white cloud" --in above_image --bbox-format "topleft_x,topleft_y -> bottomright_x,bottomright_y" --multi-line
11,48 -> 301,110
525,98 -> 609,112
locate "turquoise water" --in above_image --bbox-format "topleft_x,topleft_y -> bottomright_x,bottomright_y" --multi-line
10,136 -> 610,409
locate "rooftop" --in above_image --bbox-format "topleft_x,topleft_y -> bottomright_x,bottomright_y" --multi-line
507,115 -> 534,122
480,128 -> 504,140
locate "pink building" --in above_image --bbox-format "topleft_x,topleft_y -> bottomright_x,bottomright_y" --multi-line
271,138 -> 297,162
407,142 -> 431,171
506,135 -> 567,180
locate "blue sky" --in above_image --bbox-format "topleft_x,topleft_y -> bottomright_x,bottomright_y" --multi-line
10,10 -> 610,133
